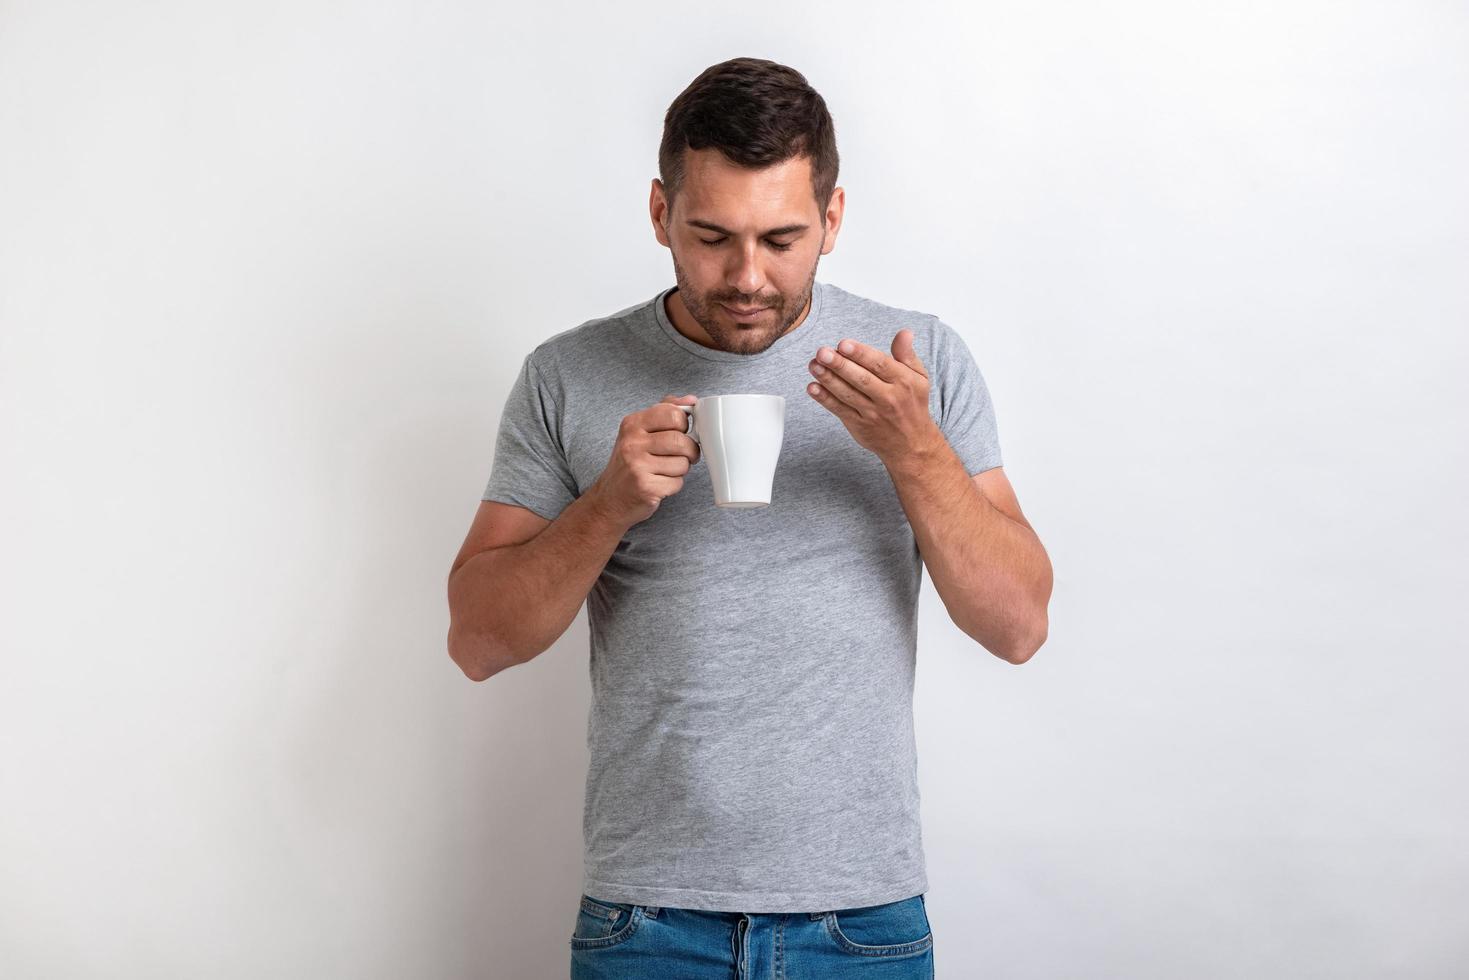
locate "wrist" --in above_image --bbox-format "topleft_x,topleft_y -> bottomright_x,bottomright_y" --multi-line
583,480 -> 631,534
881,423 -> 949,476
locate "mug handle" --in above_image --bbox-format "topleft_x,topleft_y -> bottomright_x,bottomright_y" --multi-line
675,404 -> 701,447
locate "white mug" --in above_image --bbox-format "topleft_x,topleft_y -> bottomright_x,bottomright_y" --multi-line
676,394 -> 786,508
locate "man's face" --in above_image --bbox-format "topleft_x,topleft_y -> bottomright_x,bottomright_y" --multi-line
652,148 -> 842,355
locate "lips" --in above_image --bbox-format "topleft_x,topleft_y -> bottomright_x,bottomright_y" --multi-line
723,304 -> 769,315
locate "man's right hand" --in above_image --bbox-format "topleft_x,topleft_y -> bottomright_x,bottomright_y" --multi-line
588,395 -> 701,528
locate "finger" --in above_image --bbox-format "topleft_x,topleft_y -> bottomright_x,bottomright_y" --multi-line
651,429 -> 699,458
809,358 -> 875,412
806,377 -> 858,420
649,403 -> 695,433
827,339 -> 899,384
891,329 -> 927,377
648,447 -> 693,475
813,347 -> 884,401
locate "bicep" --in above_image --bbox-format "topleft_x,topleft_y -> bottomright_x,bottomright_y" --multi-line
450,500 -> 551,579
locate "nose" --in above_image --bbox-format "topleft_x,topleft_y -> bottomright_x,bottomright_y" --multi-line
726,243 -> 768,301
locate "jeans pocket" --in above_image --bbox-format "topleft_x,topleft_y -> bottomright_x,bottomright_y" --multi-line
823,894 -> 933,958
569,895 -> 644,950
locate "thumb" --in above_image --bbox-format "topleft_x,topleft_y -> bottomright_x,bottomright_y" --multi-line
892,329 -> 926,377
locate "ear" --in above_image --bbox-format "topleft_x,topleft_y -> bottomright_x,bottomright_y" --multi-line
650,179 -> 671,247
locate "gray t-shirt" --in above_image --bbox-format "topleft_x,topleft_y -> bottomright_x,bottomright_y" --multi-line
482,280 -> 1003,913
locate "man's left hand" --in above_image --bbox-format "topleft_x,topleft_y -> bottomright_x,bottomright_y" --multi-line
807,329 -> 943,463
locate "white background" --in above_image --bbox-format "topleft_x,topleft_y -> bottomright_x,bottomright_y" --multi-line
2,1 -> 1465,976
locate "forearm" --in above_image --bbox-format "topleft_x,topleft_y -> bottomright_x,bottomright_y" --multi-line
882,428 -> 1052,662
447,489 -> 629,680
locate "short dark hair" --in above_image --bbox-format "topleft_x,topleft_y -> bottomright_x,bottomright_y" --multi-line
658,57 -> 839,223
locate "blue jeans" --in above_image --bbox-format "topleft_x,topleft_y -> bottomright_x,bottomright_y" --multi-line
569,892 -> 934,978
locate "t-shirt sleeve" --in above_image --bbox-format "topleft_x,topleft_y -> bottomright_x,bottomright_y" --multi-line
930,318 -> 1004,477
481,351 -> 579,521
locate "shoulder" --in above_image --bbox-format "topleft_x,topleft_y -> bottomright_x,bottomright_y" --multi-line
821,281 -> 937,326
820,282 -> 965,364
518,292 -> 659,399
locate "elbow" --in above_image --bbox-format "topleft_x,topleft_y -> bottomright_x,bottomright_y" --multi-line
447,627 -> 488,682
447,624 -> 518,683
958,609 -> 1047,665
456,653 -> 493,683
447,571 -> 526,682
1007,570 -> 1052,665
1005,616 -> 1048,665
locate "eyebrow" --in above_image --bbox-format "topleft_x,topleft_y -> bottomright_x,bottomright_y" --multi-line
685,219 -> 810,237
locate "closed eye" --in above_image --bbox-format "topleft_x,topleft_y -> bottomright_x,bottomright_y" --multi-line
699,237 -> 794,251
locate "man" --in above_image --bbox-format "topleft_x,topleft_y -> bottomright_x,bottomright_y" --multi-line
447,56 -> 1052,978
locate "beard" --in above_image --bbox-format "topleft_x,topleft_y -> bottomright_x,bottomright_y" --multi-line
669,242 -> 823,356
